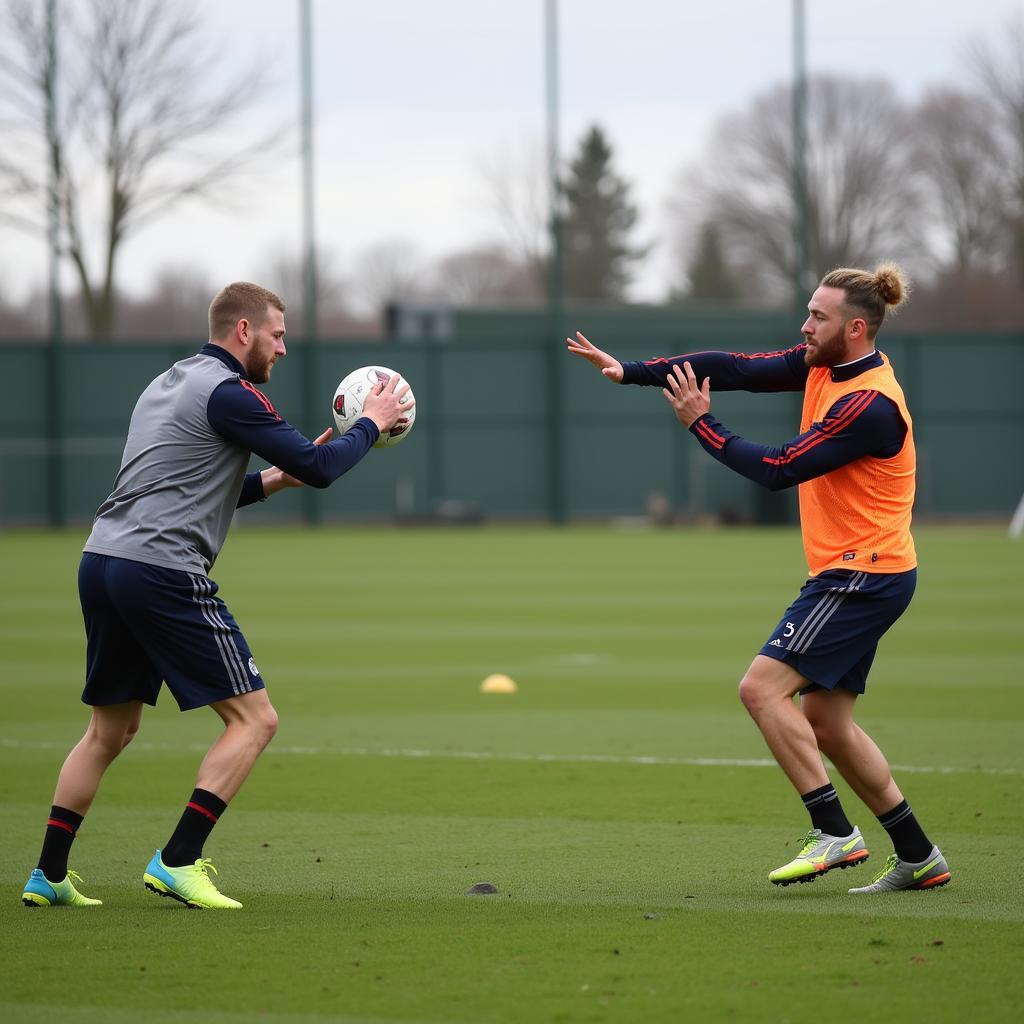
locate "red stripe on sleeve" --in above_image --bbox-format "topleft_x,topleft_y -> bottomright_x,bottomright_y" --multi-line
694,420 -> 726,450
238,380 -> 281,421
761,390 -> 878,466
730,344 -> 808,360
645,344 -> 806,366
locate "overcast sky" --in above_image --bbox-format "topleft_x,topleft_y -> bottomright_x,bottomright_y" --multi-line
2,0 -> 1022,307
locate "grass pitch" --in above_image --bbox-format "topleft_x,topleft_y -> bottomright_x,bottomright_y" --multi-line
1,524 -> 1022,1023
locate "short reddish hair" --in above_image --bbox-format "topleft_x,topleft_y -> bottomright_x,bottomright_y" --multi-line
208,282 -> 285,340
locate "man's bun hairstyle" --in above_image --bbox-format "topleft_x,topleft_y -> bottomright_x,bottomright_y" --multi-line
820,263 -> 909,338
871,263 -> 909,310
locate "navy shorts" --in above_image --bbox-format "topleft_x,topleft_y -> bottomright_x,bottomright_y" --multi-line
78,553 -> 265,711
758,568 -> 916,694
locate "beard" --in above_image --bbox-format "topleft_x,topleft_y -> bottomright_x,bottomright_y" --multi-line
803,324 -> 848,367
246,345 -> 275,384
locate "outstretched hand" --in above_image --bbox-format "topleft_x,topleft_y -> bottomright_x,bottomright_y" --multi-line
662,362 -> 711,427
566,331 -> 624,383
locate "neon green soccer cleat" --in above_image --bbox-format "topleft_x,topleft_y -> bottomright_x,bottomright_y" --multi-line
848,846 -> 951,894
22,868 -> 102,907
769,827 -> 870,886
143,850 -> 242,909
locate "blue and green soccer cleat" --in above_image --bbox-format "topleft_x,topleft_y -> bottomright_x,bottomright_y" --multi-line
848,846 -> 951,893
143,850 -> 242,909
769,827 -> 870,886
22,868 -> 102,907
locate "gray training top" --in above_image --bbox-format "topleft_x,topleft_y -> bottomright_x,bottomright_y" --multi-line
84,352 -> 250,576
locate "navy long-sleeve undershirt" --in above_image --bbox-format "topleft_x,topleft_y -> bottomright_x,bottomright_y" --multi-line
622,344 -> 811,392
199,344 -> 379,507
622,345 -> 906,491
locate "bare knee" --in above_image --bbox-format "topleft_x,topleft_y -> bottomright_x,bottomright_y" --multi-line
804,712 -> 839,756
237,703 -> 278,750
120,713 -> 142,750
738,674 -> 755,715
738,670 -> 771,717
801,695 -> 856,758
85,721 -> 133,761
738,656 -> 804,719
84,703 -> 143,760
215,692 -> 279,750
258,705 -> 279,748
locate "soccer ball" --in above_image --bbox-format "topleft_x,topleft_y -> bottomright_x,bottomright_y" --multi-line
331,365 -> 416,449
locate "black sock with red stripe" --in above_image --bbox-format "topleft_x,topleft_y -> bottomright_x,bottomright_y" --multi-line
38,805 -> 84,883
162,789 -> 228,867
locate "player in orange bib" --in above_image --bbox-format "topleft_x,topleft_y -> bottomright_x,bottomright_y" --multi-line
569,265 -> 950,894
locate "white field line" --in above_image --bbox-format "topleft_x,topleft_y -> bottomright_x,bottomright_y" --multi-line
1,737 -> 1021,776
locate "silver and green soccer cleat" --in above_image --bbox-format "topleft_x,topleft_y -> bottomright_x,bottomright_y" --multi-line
143,850 -> 242,909
769,827 -> 869,886
848,846 -> 950,894
22,868 -> 102,907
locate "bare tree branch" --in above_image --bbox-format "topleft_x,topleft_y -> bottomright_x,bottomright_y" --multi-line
966,13 -> 1024,281
430,244 -> 541,304
0,0 -> 286,338
0,207 -> 45,233
671,76 -> 925,304
477,136 -> 549,292
912,88 -> 1007,275
351,239 -> 428,315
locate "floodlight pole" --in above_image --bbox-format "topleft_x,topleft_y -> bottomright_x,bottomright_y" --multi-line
544,0 -> 566,524
299,0 -> 320,524
792,0 -> 811,312
45,0 -> 65,527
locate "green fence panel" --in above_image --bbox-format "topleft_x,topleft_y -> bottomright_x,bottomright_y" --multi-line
1,318 -> 1021,527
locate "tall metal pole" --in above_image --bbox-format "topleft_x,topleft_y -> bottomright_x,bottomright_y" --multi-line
544,0 -> 566,524
792,0 -> 810,311
300,0 -> 318,340
299,0 -> 320,523
756,0 -> 809,527
45,0 -> 65,526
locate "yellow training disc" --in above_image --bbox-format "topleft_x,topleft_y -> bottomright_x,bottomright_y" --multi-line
480,673 -> 518,694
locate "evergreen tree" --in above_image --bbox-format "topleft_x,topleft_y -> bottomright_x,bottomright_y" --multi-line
683,222 -> 739,302
561,126 -> 647,301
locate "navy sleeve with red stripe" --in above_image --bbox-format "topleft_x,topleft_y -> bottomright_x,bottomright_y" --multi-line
689,390 -> 906,491
621,344 -> 809,393
206,378 -> 381,490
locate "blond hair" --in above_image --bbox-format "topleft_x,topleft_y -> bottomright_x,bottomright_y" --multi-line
819,264 -> 909,339
208,282 -> 285,340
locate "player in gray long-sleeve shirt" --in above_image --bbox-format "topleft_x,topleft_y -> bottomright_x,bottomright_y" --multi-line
22,282 -> 412,910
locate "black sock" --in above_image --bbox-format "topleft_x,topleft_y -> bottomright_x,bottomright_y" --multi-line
878,800 -> 933,862
800,783 -> 853,836
38,805 -> 85,883
162,788 -> 228,867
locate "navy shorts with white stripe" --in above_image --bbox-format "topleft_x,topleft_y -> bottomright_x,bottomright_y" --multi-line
759,567 -> 917,694
78,553 -> 264,711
